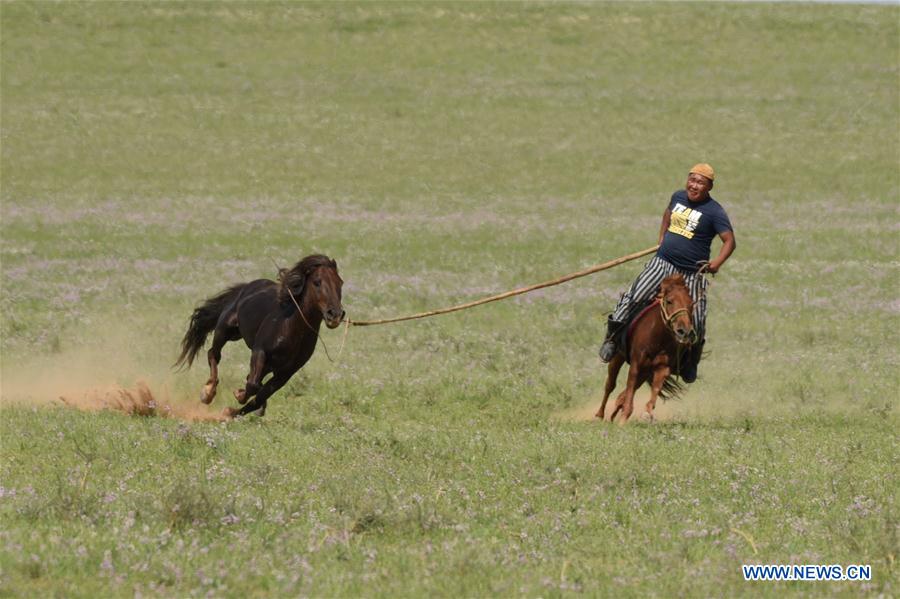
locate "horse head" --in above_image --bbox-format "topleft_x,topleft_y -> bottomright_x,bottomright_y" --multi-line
279,255 -> 345,329
659,274 -> 694,345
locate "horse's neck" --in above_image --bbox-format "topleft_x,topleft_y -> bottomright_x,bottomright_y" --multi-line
628,300 -> 660,336
291,294 -> 322,335
625,301 -> 675,354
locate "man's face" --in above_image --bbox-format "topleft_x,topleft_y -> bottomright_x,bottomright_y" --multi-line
685,173 -> 712,202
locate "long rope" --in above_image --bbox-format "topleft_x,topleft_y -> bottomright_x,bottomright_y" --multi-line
345,245 -> 659,327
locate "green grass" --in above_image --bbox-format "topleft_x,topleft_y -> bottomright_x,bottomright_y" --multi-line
1,1 -> 898,596
1,408 -> 896,597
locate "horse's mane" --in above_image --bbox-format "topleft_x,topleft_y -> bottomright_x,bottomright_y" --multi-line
276,254 -> 337,304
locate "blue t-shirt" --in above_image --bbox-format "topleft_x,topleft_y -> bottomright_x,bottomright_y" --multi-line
657,190 -> 732,272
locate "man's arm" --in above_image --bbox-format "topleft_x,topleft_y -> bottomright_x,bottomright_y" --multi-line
707,230 -> 736,274
658,209 -> 671,244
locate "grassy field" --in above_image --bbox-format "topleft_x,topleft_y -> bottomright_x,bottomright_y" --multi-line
1,1 -> 898,596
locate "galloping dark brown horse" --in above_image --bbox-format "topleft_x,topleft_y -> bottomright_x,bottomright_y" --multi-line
174,255 -> 344,418
596,273 -> 694,423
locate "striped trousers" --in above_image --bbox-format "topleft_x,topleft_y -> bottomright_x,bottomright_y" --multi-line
611,256 -> 709,341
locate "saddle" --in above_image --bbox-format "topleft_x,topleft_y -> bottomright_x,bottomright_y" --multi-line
614,299 -> 659,362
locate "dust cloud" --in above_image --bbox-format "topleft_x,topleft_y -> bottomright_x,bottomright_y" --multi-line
0,328 -> 229,422
54,381 -> 228,422
554,391 -> 681,424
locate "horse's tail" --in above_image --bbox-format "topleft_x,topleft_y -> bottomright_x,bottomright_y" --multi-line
659,376 -> 685,401
173,283 -> 245,370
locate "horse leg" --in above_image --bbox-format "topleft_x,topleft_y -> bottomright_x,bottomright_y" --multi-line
200,324 -> 239,404
643,366 -> 670,422
608,390 -> 627,422
616,366 -> 642,423
230,371 -> 292,418
234,348 -> 267,405
597,353 -> 625,420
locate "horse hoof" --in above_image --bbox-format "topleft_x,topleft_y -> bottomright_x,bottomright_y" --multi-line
200,383 -> 217,404
640,412 -> 655,423
234,389 -> 247,404
222,407 -> 238,419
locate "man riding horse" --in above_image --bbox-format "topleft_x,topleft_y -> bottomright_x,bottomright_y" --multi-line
599,163 -> 736,382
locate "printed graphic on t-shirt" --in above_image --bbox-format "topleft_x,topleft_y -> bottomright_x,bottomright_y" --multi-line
668,203 -> 702,239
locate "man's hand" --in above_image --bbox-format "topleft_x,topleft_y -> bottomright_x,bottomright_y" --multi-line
707,230 -> 736,275
696,260 -> 716,275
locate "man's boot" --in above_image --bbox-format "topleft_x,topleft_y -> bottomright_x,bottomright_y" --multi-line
680,339 -> 705,383
598,316 -> 626,362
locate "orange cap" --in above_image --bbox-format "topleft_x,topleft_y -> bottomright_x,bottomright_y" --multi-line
689,163 -> 715,181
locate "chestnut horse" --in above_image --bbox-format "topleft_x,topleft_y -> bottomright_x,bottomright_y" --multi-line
596,273 -> 694,423
174,254 -> 344,417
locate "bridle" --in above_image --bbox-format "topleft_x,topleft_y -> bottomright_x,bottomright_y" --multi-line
658,289 -> 696,345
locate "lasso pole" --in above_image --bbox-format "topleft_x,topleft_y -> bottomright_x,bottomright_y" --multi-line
346,245 -> 659,327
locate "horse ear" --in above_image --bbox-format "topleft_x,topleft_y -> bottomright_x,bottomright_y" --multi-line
330,259 -> 338,270
288,271 -> 306,295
